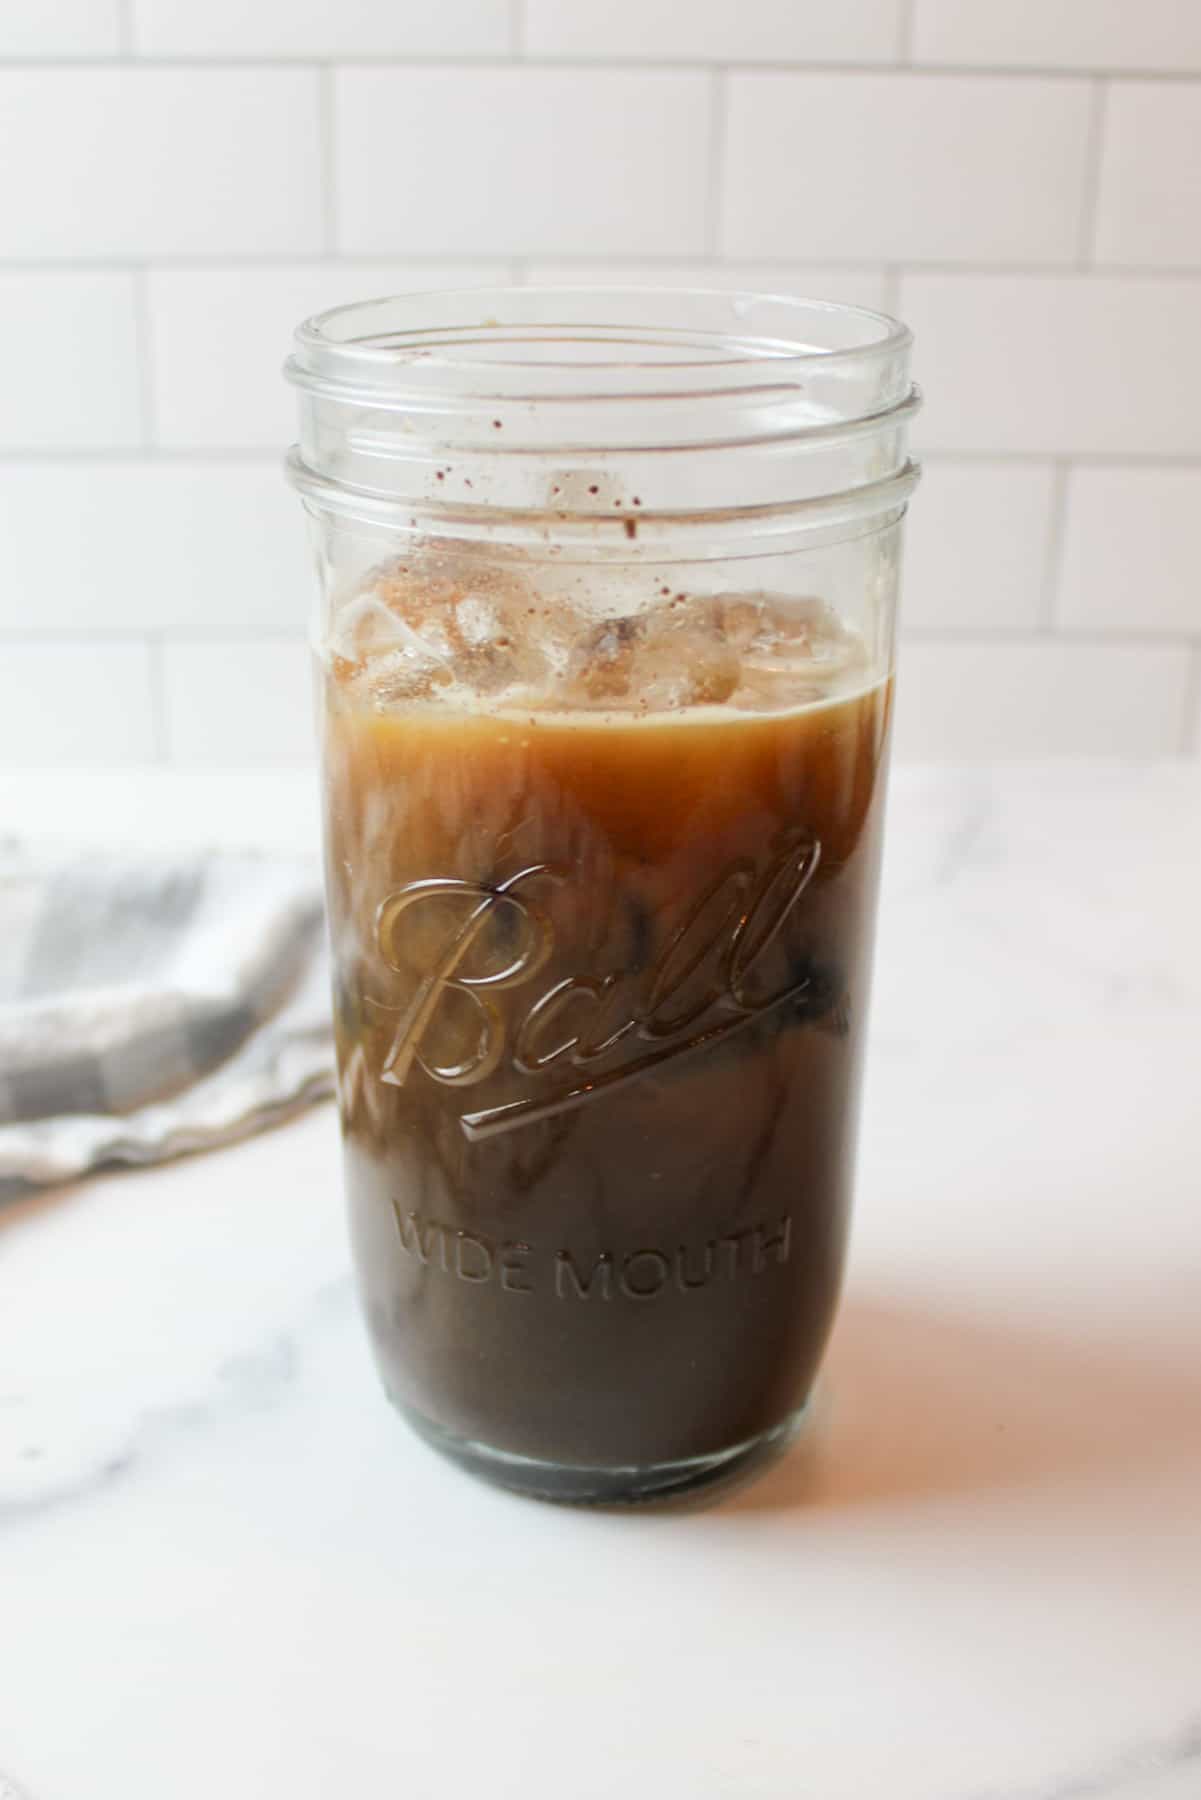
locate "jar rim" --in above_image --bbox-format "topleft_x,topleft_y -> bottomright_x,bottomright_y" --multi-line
285,286 -> 912,406
285,287 -> 918,552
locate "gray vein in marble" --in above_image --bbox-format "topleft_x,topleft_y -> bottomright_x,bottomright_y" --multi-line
0,1274 -> 354,1527
965,1714 -> 1201,1800
929,770 -> 995,891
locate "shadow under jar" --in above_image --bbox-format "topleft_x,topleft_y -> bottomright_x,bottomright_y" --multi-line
286,288 -> 919,1503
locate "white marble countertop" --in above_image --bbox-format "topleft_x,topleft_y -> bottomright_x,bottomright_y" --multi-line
1,762 -> 1199,1800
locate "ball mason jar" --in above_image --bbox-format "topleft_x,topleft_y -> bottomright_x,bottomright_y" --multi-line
286,289 -> 919,1503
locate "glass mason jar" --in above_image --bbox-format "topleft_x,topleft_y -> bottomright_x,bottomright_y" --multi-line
286,289 -> 918,1504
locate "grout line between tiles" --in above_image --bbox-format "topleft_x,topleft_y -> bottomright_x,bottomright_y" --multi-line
1075,79 -> 1109,267
3,255 -> 1200,277
1039,460 -> 1071,632
146,636 -> 169,763
704,69 -> 728,259
130,266 -> 157,446
1179,647 -> 1201,753
895,0 -> 917,63
1,55 -> 1201,76
317,65 -> 337,256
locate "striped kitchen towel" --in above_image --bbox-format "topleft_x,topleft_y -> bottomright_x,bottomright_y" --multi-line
0,845 -> 334,1187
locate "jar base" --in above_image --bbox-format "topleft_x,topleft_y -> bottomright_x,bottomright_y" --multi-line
392,1399 -> 809,1507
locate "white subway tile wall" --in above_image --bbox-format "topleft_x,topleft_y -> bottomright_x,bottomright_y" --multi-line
901,275 -> 1201,455
895,643 -> 1194,759
722,73 -> 1092,263
910,1 -> 1201,75
161,640 -> 314,765
1,4 -> 1197,767
0,70 -> 323,259
524,0 -> 900,64
1092,83 -> 1201,267
0,0 -> 122,58
1056,470 -> 1201,637
0,274 -> 142,450
132,0 -> 512,59
0,464 -> 310,635
0,645 -> 156,767
334,67 -> 713,256
523,263 -> 891,312
902,462 -> 1055,634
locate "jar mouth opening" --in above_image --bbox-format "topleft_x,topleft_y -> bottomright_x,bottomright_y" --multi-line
286,286 -> 912,405
285,287 -> 918,547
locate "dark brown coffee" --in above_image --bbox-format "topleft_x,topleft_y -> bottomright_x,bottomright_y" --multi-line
321,565 -> 891,1499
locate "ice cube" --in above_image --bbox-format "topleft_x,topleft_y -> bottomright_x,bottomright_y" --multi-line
330,591 -> 454,671
332,553 -> 557,704
729,594 -> 869,709
560,601 -> 738,711
638,618 -> 738,709
365,651 -> 454,709
736,595 -> 863,674
564,616 -> 645,702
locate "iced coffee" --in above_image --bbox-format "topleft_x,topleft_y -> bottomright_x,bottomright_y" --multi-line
321,554 -> 891,1498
